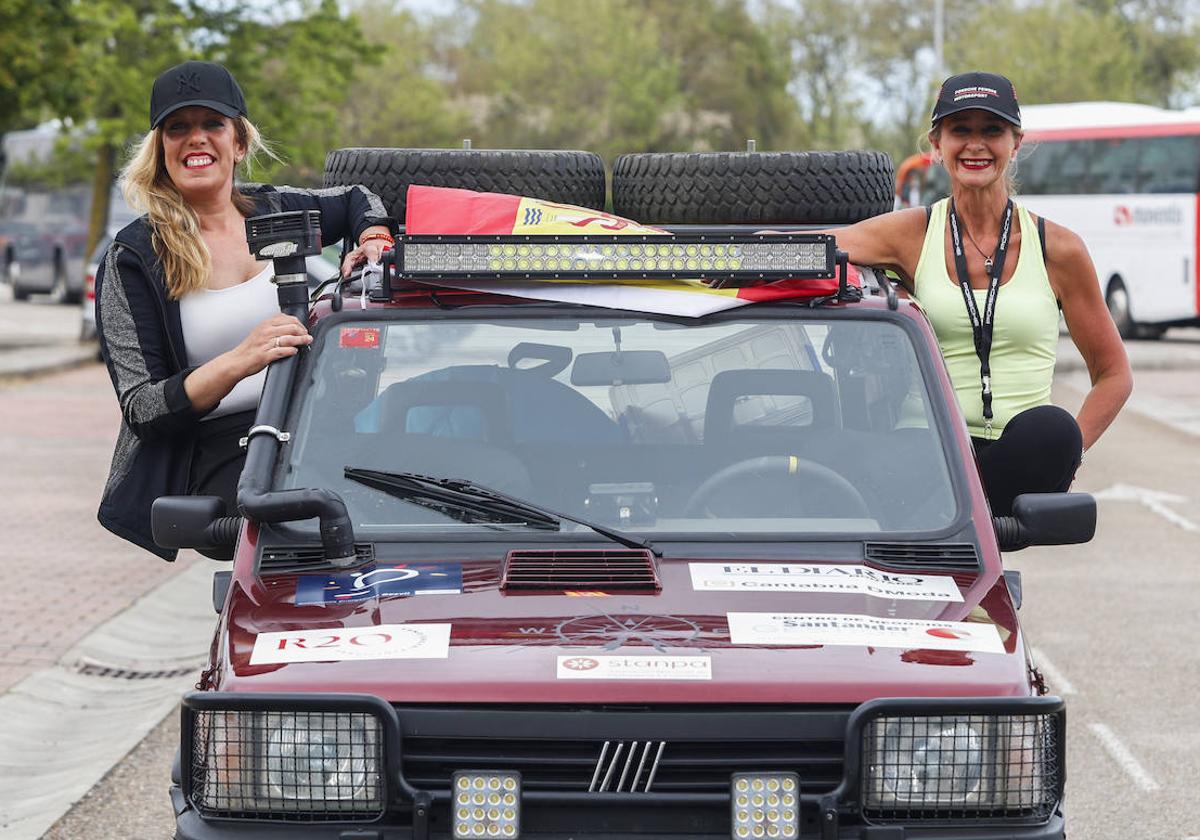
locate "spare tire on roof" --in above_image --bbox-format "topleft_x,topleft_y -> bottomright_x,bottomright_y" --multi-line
323,148 -> 608,221
611,150 -> 895,225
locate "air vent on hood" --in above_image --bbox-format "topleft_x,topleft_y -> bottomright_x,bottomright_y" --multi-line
864,542 -> 980,573
502,549 -> 661,593
260,543 -> 375,575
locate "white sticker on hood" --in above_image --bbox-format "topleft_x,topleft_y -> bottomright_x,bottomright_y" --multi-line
690,563 -> 963,602
250,623 -> 451,664
726,613 -> 1004,654
556,655 -> 712,681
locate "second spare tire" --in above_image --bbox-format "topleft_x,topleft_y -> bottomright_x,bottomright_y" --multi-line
323,148 -> 608,221
612,150 -> 895,225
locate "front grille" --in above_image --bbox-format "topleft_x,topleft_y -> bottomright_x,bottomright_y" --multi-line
864,542 -> 980,573
260,543 -> 375,575
502,548 -> 661,592
402,734 -> 843,794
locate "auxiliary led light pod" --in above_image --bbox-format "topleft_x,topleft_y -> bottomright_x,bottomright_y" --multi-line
731,772 -> 800,840
452,771 -> 521,838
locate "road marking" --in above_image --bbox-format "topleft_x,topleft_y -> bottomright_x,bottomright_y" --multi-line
1093,484 -> 1199,533
1087,722 -> 1161,793
1030,647 -> 1076,695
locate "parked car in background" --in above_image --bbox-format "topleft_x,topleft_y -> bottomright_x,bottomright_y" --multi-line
1,186 -> 90,303
0,219 -> 39,287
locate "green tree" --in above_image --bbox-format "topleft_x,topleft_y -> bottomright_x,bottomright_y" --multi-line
339,2 -> 469,151
763,0 -> 868,150
56,0 -> 363,260
946,0 -> 1145,105
641,0 -> 800,152
0,0 -> 83,137
450,0 -> 685,161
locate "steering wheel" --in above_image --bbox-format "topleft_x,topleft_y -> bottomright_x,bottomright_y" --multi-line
684,455 -> 871,519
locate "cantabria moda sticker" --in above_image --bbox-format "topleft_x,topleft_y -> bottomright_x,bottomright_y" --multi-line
250,623 -> 451,664
690,563 -> 962,602
726,613 -> 1004,654
556,655 -> 712,681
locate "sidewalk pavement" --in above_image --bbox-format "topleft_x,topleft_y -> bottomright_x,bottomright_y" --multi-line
0,341 -> 99,380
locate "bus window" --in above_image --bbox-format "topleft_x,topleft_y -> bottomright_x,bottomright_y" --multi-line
1017,141 -> 1053,195
1043,140 -> 1093,194
1089,138 -> 1141,194
1137,136 -> 1200,193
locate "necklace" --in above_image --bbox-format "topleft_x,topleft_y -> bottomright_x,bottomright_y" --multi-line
960,221 -> 997,272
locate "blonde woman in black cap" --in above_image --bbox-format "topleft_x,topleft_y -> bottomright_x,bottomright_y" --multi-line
95,60 -> 395,560
827,71 -> 1131,516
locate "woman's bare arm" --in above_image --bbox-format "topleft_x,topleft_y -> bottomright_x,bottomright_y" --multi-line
1046,220 -> 1132,451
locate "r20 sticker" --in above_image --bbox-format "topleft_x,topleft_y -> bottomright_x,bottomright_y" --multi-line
250,623 -> 452,664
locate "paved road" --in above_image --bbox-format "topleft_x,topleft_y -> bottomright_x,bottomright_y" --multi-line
1,286 -> 1197,839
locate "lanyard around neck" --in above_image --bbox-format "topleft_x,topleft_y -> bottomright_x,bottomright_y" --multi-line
947,197 -> 1013,435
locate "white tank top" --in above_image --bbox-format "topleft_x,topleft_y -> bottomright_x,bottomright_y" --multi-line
179,262 -> 277,419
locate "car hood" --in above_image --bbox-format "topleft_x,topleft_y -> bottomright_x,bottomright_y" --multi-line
218,554 -> 1027,703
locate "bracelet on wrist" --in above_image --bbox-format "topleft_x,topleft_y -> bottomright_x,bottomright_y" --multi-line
359,232 -> 395,246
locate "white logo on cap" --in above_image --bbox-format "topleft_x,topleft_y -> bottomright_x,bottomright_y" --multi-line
953,85 -> 999,102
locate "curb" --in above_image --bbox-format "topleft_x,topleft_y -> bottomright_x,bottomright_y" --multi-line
0,342 -> 100,382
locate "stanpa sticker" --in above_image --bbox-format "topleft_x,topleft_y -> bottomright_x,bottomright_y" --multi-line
295,563 -> 462,605
250,623 -> 452,664
690,563 -> 962,602
556,655 -> 712,681
726,612 -> 1004,654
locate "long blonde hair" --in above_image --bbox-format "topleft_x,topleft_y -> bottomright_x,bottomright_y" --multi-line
119,116 -> 276,299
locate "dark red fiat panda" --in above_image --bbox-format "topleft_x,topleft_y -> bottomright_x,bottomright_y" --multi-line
153,149 -> 1094,840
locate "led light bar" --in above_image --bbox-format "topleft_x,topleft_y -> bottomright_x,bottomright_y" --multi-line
453,771 -> 521,838
392,234 -> 836,288
731,772 -> 800,839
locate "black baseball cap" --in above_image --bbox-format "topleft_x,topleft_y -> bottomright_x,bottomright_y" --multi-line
931,71 -> 1021,127
150,61 -> 247,129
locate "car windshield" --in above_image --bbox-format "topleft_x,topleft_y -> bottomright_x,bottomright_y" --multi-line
278,314 -> 957,538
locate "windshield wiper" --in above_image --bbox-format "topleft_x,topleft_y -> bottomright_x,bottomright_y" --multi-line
343,468 -> 661,556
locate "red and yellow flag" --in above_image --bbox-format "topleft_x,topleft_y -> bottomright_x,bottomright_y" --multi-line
405,185 -> 856,316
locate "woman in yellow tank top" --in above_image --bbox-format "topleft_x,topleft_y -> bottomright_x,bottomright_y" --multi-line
828,71 -> 1131,516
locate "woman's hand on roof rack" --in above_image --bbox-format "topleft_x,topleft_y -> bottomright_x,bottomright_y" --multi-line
341,224 -> 394,277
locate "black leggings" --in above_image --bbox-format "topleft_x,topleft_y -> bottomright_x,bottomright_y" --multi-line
187,410 -> 255,560
972,405 -> 1083,517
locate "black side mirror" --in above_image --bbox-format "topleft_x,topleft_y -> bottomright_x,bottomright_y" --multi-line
994,492 -> 1097,552
151,495 -> 241,550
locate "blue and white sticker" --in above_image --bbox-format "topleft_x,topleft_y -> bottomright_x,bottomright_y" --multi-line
295,563 -> 463,605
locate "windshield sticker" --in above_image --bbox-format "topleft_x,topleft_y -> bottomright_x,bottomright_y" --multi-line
726,612 -> 1004,654
690,563 -> 963,602
295,563 -> 463,605
250,622 -> 451,664
556,655 -> 712,681
339,327 -> 381,349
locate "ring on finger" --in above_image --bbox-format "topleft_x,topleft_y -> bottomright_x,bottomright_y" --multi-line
273,336 -> 281,349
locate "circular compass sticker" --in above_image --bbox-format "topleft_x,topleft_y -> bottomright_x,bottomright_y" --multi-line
555,614 -> 703,652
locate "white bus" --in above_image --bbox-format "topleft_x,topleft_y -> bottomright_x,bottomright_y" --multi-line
919,102 -> 1200,338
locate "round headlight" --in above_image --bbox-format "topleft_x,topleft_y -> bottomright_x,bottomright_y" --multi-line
880,719 -> 983,802
265,714 -> 372,801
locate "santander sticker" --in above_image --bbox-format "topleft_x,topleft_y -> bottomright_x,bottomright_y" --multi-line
556,655 -> 712,681
250,623 -> 451,664
689,563 -> 962,602
726,613 -> 1004,654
